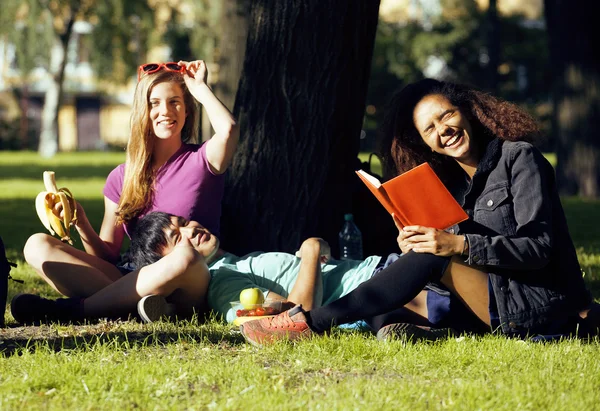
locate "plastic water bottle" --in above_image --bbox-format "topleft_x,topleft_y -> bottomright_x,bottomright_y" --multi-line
339,213 -> 363,260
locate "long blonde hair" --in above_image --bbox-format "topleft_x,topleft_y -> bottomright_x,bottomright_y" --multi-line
117,70 -> 200,224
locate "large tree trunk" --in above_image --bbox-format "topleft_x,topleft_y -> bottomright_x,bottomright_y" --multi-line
221,0 -> 382,256
544,0 -> 600,197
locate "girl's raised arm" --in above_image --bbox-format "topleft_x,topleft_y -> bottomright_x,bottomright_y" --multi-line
179,60 -> 239,174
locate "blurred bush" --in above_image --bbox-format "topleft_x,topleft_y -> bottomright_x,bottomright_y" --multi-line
0,118 -> 21,150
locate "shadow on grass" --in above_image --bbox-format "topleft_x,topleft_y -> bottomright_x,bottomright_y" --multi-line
0,198 -> 107,255
0,321 -> 246,357
0,164 -> 120,180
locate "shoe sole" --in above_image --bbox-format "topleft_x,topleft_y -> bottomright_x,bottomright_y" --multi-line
137,295 -> 168,324
240,323 -> 315,347
376,323 -> 457,342
239,322 -> 267,348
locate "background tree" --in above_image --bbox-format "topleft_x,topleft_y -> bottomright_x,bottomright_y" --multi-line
484,0 -> 500,93
2,0 -> 155,157
0,1 -> 50,149
220,0 -> 383,257
364,0 -> 551,156
544,0 -> 600,198
165,0 -> 249,141
213,0 -> 250,118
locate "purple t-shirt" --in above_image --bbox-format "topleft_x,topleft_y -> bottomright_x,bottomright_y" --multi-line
104,143 -> 225,238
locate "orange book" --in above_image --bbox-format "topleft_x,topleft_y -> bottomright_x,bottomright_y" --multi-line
356,163 -> 468,229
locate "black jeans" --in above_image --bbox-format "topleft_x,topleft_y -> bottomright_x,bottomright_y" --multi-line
307,251 -> 451,333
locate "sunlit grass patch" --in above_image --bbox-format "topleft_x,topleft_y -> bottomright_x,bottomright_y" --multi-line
1,151 -> 600,409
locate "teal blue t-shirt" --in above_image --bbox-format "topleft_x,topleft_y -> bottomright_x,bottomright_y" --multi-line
207,252 -> 382,323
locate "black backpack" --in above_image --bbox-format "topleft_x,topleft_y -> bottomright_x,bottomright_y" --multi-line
1,236 -> 18,327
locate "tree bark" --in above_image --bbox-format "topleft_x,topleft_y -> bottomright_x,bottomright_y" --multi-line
221,0 -> 382,256
544,0 -> 600,197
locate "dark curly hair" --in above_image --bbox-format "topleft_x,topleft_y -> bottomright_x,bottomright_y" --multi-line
378,79 -> 540,180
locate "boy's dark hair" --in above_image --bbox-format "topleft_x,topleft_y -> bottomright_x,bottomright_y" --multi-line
129,211 -> 174,268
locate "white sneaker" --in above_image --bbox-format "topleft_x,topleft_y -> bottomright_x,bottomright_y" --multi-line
137,295 -> 172,323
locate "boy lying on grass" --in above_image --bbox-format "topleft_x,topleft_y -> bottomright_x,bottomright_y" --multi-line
11,211 -> 379,325
129,212 -> 383,326
11,211 -> 455,341
128,212 -> 458,340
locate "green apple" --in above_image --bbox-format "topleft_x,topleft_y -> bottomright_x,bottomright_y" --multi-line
240,288 -> 265,309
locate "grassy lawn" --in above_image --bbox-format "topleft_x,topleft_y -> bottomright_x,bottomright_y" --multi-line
1,151 -> 599,410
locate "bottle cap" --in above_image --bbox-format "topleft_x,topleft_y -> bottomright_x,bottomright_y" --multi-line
344,213 -> 353,221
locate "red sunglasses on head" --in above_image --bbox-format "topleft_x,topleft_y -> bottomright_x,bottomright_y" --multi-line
137,62 -> 185,81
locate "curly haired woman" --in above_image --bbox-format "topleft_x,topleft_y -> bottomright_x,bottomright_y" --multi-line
240,79 -> 599,345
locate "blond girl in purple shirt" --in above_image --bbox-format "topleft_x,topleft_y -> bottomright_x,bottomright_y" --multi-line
13,60 -> 238,324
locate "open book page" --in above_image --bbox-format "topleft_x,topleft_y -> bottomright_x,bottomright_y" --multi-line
356,169 -> 381,187
356,170 -> 399,217
355,170 -> 409,227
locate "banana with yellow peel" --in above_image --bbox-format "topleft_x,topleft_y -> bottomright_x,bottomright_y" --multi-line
35,171 -> 78,245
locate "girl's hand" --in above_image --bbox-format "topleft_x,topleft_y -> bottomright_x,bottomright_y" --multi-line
72,201 -> 89,228
178,60 -> 209,96
400,225 -> 464,257
54,200 -> 88,228
392,213 -> 417,254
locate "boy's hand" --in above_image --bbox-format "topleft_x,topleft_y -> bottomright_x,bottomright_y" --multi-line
296,238 -> 331,263
316,239 -> 331,263
175,236 -> 195,249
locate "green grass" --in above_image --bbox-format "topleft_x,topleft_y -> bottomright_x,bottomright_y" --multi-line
358,151 -> 383,176
1,334 -> 599,410
1,151 -> 600,410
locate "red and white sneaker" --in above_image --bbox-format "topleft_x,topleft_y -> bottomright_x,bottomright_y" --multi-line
240,305 -> 316,346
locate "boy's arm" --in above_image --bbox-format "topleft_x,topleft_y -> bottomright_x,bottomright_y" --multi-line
284,237 -> 327,310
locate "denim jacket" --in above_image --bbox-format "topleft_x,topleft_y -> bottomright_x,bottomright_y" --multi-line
448,138 -> 591,335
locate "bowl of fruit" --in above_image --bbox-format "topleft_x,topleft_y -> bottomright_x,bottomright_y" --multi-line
230,300 -> 283,318
230,288 -> 285,325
